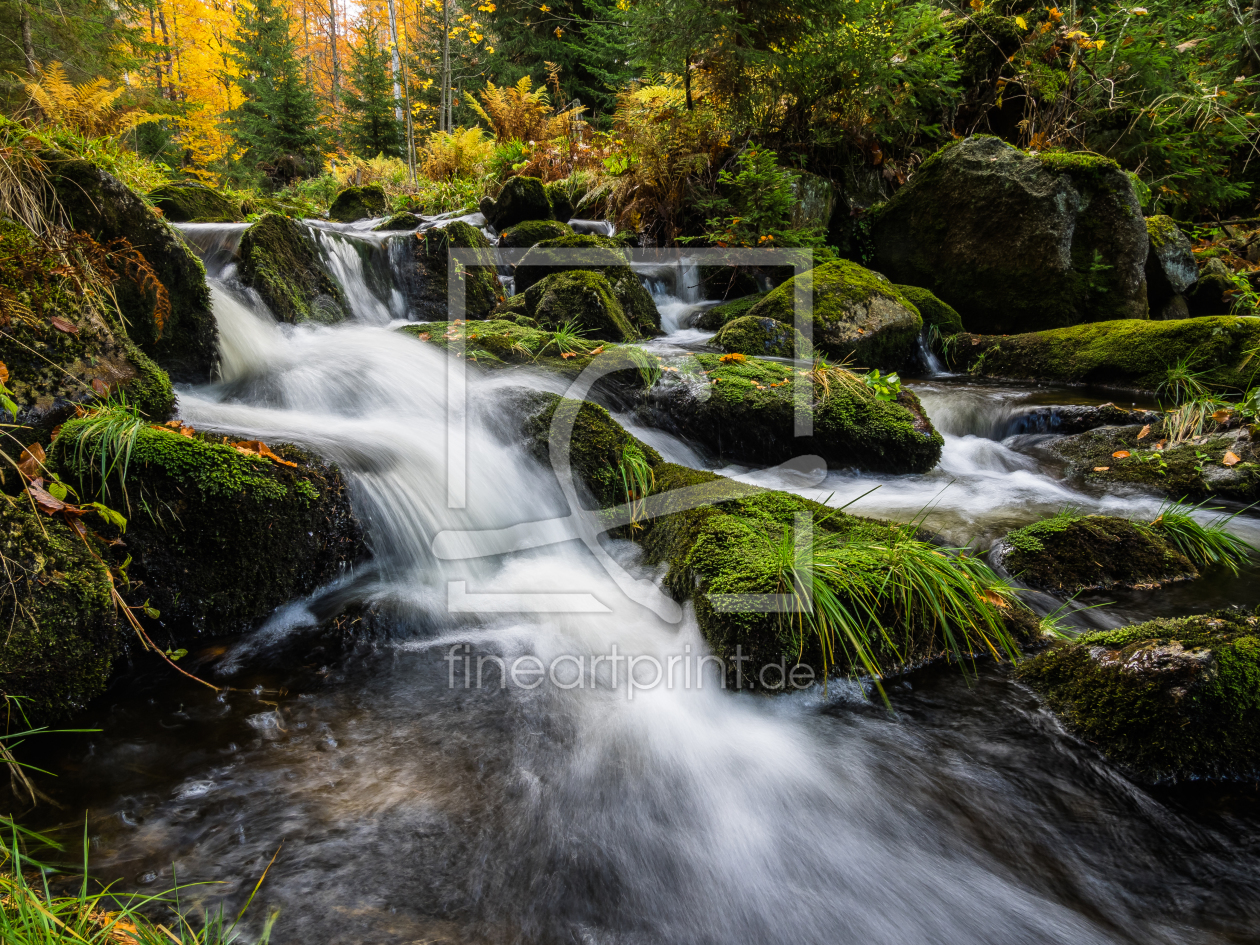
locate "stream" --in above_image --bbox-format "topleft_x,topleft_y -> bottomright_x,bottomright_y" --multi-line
30,220 -> 1260,944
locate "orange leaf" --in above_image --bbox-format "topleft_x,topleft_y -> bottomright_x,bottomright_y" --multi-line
1112,450 -> 1130,459
418,332 -> 431,340
1137,424 -> 1151,440
17,442 -> 45,479
1212,408 -> 1234,424
91,377 -> 109,396
0,361 -> 8,383
234,440 -> 299,467
49,315 -> 79,335
1223,451 -> 1241,466
560,351 -> 576,359
27,478 -> 65,515
165,419 -> 182,428
590,345 -> 605,354
719,353 -> 747,363
1094,466 -> 1110,472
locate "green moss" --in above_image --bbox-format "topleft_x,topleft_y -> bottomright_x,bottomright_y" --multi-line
500,219 -> 574,248
714,315 -> 808,358
946,316 -> 1260,392
894,284 -> 963,335
487,176 -> 553,230
374,211 -> 421,232
1036,150 -> 1123,178
410,221 -> 503,320
238,214 -> 346,324
148,182 -> 242,223
514,235 -> 659,334
1017,610 -> 1260,781
0,501 -> 123,723
524,270 -> 639,341
696,293 -> 767,330
328,184 -> 387,223
1146,214 -> 1182,251
399,319 -> 620,377
1002,512 -> 1197,593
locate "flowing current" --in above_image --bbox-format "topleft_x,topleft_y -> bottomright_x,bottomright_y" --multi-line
32,223 -> 1260,944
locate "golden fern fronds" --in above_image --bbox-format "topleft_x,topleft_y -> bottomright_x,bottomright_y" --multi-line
25,63 -> 160,138
420,126 -> 494,181
471,76 -> 584,143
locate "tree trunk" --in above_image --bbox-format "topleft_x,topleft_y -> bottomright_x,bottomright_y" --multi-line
329,0 -> 341,108
684,55 -> 693,111
386,0 -> 405,130
19,1 -> 36,76
157,8 -> 174,100
150,7 -> 163,99
441,0 -> 451,132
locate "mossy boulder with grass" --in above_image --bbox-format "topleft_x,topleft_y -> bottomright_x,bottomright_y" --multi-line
696,293 -> 767,330
747,260 -> 923,368
399,319 -> 619,379
714,316 -> 808,359
998,512 -> 1197,594
1018,610 -> 1260,782
523,270 -> 640,341
639,353 -> 943,472
44,153 -> 217,382
0,220 -> 174,443
894,285 -> 963,336
328,183 -> 387,223
499,219 -> 574,248
49,421 -> 365,641
148,181 -> 243,223
238,213 -> 348,324
374,211 -> 421,232
0,501 -> 124,723
870,136 -> 1150,334
486,176 -> 553,231
515,235 -> 659,335
407,221 -> 503,320
1145,216 -> 1197,320
944,316 -> 1260,392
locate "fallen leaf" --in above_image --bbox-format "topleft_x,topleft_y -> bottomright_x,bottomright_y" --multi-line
1212,408 -> 1234,424
49,316 -> 79,334
982,589 -> 1010,610
719,353 -> 747,363
233,439 -> 299,467
165,419 -> 182,428
1094,466 -> 1110,472
17,442 -> 45,478
418,332 -> 431,340
1156,439 -> 1167,450
1137,424 -> 1151,440
1112,450 -> 1131,458
27,478 -> 65,515
91,377 -> 109,395
179,424 -> 195,437
0,362 -> 8,383
1223,451 -> 1241,466
590,345 -> 605,355
560,351 -> 577,359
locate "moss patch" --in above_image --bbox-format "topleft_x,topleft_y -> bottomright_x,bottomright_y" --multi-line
374,211 -> 421,232
515,235 -> 659,334
328,184 -> 387,223
524,270 -> 639,341
238,213 -> 347,324
399,318 -> 619,378
499,219 -> 573,248
148,182 -> 242,223
1017,610 -> 1260,782
714,315 -> 808,358
894,284 -> 963,335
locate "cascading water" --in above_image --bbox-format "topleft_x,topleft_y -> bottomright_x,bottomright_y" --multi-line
31,224 -> 1260,944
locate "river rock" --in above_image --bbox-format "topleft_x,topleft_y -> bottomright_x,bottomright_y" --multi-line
945,315 -> 1260,391
328,184 -> 387,223
748,260 -> 923,368
499,219 -> 574,248
1017,611 -> 1260,782
149,181 -> 243,223
524,270 -> 640,341
894,284 -> 963,335
997,513 -> 1197,594
714,315 -> 809,359
1002,403 -> 1162,436
515,235 -> 659,335
870,136 -> 1149,333
45,153 -> 218,381
238,213 -> 348,324
374,211 -> 421,232
696,293 -> 766,331
1187,258 -> 1237,317
1144,216 -> 1197,320
406,221 -> 502,320
487,176 -> 553,231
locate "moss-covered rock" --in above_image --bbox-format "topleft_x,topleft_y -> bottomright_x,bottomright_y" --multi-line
0,220 -> 174,441
894,284 -> 963,335
328,184 -> 387,223
1145,215 -> 1197,320
374,211 -> 421,232
499,219 -> 573,248
44,154 -> 217,382
944,316 -> 1260,392
748,260 -> 923,368
486,176 -> 553,231
714,315 -> 808,358
237,213 -> 348,324
870,136 -> 1149,334
515,235 -> 659,334
406,221 -> 503,320
1188,258 -> 1237,317
998,512 -> 1197,593
544,181 -> 576,222
639,353 -> 943,472
1017,610 -> 1260,782
523,270 -> 639,341
1054,420 -> 1259,502
696,293 -> 767,330
49,422 -> 365,640
0,501 -> 123,723
148,181 -> 242,223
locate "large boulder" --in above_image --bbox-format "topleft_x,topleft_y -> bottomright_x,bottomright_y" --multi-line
238,214 -> 348,324
0,219 -> 173,443
50,420 -> 364,641
1145,215 -> 1197,320
1187,258 -> 1237,317
374,211 -> 421,232
945,315 -> 1260,391
148,181 -> 242,223
515,235 -> 659,335
328,183 -> 388,223
894,284 -> 963,336
748,260 -> 923,368
499,219 -> 574,248
486,176 -> 553,231
1017,611 -> 1260,782
871,136 -> 1149,333
45,154 -> 217,381
406,221 -> 503,320
523,270 -> 639,341
714,315 -> 808,359
696,293 -> 766,331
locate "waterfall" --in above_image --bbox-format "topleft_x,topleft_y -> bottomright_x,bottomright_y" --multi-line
176,222 -> 249,279
305,224 -> 407,324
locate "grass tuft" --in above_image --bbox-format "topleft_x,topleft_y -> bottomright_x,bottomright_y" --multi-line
1146,498 -> 1257,576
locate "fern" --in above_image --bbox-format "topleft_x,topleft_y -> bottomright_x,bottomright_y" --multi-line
469,76 -> 583,144
23,63 -> 160,138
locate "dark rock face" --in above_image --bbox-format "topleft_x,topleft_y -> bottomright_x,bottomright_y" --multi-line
238,214 -> 348,324
148,181 -> 243,223
1002,403 -> 1162,437
1017,611 -> 1260,782
871,136 -> 1149,334
45,154 -> 218,381
406,221 -> 502,320
1144,215 -> 1197,319
486,176 -> 553,231
514,236 -> 660,335
1188,258 -> 1236,317
328,184 -> 387,222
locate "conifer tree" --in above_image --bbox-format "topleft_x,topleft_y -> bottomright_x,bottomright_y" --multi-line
343,23 -> 403,159
228,0 -> 327,181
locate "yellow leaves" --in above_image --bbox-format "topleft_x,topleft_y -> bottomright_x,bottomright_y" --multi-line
539,2 -> 550,9
164,419 -> 196,437
554,26 -> 564,38
1048,7 -> 1062,21
233,440 -> 299,467
718,353 -> 747,363
25,63 -> 160,138
1224,451 -> 1242,466
968,0 -> 984,10
1015,15 -> 1028,29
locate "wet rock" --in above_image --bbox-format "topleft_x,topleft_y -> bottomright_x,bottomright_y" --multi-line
893,284 -> 963,336
1144,216 -> 1196,320
1003,403 -> 1162,436
524,270 -> 639,341
696,293 -> 766,331
870,136 -> 1149,333
45,153 -> 217,381
544,181 -> 575,223
515,235 -> 659,335
748,259 -> 923,368
328,184 -> 387,223
498,219 -> 574,248
1187,258 -> 1237,317
997,512 -> 1197,594
374,211 -> 421,232
238,213 -> 348,324
486,176 -> 553,231
406,221 -> 503,320
49,424 -> 365,641
148,181 -> 243,223
945,315 -> 1260,392
714,315 -> 808,359
1017,610 -> 1260,782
